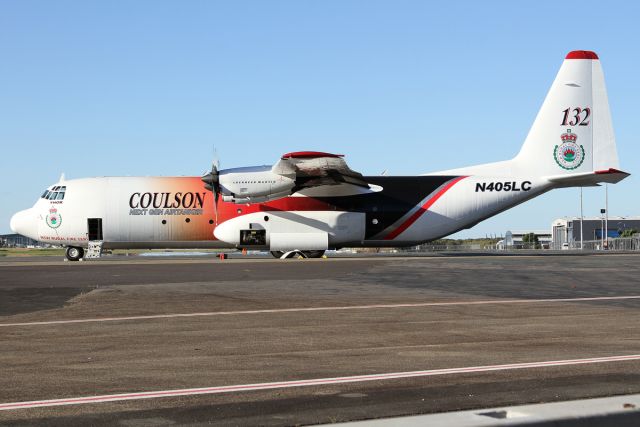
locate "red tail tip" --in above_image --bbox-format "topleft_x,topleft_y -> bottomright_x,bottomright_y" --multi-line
566,50 -> 599,60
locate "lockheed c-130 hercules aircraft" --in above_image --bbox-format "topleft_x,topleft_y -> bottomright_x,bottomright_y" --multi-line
10,50 -> 629,261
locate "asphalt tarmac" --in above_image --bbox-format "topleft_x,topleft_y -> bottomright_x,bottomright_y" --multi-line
0,253 -> 639,426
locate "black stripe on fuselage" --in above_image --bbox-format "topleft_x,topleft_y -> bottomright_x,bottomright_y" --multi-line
312,176 -> 457,239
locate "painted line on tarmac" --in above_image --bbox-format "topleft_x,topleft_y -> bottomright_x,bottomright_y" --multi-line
1,295 -> 639,328
1,354 -> 639,411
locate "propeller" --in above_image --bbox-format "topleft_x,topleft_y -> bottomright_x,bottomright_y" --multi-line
201,151 -> 221,224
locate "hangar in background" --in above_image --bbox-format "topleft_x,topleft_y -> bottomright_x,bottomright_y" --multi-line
551,217 -> 640,249
0,233 -> 42,248
496,230 -> 552,250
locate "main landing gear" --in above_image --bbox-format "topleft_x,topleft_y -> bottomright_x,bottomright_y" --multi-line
65,246 -> 84,261
270,250 -> 325,259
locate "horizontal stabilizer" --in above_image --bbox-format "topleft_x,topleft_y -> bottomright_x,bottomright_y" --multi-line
546,168 -> 630,188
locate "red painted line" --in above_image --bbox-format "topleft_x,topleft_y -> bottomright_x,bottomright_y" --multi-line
595,168 -> 626,174
384,176 -> 468,240
1,354 -> 639,411
1,295 -> 639,328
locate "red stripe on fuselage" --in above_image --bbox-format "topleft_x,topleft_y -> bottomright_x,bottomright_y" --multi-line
216,197 -> 333,221
383,176 -> 468,240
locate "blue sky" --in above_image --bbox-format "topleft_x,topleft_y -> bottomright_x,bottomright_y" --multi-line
2,1 -> 639,236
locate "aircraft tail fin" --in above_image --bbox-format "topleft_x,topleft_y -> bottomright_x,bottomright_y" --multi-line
514,50 -> 622,178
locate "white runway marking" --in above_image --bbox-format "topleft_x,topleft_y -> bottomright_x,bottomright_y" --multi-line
1,354 -> 639,411
1,295 -> 639,328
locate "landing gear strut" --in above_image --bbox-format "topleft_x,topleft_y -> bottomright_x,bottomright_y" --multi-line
65,246 -> 84,261
270,250 -> 325,259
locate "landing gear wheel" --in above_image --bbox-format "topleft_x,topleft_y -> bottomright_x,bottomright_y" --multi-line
271,250 -> 325,259
301,250 -> 325,258
65,246 -> 84,261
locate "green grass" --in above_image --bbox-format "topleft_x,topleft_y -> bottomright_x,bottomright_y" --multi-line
0,248 -> 232,257
0,248 -> 66,257
110,249 -> 228,255
427,238 -> 501,248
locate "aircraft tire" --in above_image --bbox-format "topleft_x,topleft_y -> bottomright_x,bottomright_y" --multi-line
270,251 -> 285,259
302,250 -> 325,258
65,246 -> 84,261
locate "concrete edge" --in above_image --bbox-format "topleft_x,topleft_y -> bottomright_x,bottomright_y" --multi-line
326,394 -> 640,426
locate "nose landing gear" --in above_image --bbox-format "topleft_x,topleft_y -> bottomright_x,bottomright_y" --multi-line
65,246 -> 85,261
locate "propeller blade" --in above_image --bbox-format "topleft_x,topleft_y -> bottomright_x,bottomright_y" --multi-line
212,147 -> 220,171
202,149 -> 221,224
213,189 -> 219,224
201,172 -> 217,191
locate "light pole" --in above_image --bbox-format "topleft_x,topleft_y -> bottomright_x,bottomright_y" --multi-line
605,184 -> 609,249
600,208 -> 606,250
580,187 -> 584,250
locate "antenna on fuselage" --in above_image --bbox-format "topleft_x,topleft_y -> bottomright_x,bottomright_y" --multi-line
59,173 -> 66,182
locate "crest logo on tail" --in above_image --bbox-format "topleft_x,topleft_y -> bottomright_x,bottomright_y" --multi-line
554,129 -> 585,170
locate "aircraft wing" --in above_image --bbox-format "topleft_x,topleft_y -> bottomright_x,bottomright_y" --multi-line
272,151 -> 370,190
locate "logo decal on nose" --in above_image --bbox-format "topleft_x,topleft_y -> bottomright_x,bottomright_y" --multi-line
46,208 -> 62,229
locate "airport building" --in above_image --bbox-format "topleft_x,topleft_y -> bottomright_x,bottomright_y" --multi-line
0,233 -> 43,248
551,216 -> 640,249
496,230 -> 552,250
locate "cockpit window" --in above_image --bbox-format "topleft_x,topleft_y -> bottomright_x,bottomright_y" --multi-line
43,186 -> 66,200
40,185 -> 67,200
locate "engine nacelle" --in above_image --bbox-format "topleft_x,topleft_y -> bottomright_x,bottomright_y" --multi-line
221,189 -> 292,204
218,166 -> 295,204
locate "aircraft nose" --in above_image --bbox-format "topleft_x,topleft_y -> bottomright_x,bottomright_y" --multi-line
10,209 -> 39,240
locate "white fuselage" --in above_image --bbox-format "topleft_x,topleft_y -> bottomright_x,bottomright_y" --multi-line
9,174 -> 552,250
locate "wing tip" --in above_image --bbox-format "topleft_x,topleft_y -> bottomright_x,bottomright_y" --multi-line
566,50 -> 599,60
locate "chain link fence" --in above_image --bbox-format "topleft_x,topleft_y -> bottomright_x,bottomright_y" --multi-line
577,237 -> 640,251
407,236 -> 640,252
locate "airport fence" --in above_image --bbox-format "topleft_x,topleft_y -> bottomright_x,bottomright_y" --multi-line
577,237 -> 640,251
412,236 -> 640,252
